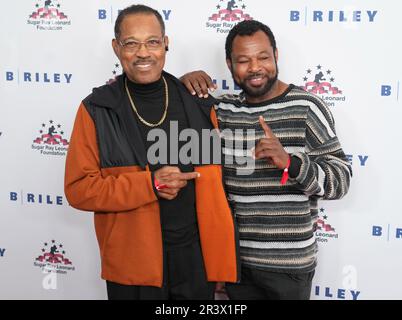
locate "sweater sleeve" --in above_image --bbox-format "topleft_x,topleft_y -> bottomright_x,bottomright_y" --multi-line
64,103 -> 158,213
290,97 -> 352,200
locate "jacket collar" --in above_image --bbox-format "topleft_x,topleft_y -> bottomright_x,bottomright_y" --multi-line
85,71 -> 217,168
88,71 -> 219,108
87,73 -> 126,109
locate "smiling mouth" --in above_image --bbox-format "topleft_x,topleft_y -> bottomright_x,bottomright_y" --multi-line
134,61 -> 154,69
247,76 -> 265,86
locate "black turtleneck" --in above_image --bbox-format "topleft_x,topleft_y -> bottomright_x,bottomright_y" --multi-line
126,76 -> 198,248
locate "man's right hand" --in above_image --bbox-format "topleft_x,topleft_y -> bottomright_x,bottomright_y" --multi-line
180,70 -> 217,98
153,166 -> 200,200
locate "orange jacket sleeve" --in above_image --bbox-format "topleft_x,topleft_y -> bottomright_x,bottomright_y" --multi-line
64,104 -> 158,213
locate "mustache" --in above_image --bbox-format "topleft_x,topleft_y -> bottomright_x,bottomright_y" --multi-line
133,59 -> 155,66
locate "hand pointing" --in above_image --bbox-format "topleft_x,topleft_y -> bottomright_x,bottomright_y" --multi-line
252,116 -> 289,170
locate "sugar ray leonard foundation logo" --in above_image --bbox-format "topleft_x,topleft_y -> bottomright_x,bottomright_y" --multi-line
34,240 -> 75,275
300,64 -> 346,107
206,0 -> 252,34
315,208 -> 338,243
106,63 -> 122,84
28,0 -> 71,31
32,120 -> 69,156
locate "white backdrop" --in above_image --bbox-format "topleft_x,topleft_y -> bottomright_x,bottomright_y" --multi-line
0,0 -> 401,300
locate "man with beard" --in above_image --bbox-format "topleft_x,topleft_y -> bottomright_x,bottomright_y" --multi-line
181,20 -> 352,299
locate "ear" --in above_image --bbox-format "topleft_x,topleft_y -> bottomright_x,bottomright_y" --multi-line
164,36 -> 169,52
112,39 -> 120,59
274,48 -> 278,62
226,58 -> 232,71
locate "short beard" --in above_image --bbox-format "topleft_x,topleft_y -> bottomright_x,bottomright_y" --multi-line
232,61 -> 279,99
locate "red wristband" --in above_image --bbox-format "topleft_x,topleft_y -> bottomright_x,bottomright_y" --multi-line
280,156 -> 291,185
154,177 -> 167,191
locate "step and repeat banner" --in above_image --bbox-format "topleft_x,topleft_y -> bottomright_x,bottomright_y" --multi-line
0,0 -> 401,300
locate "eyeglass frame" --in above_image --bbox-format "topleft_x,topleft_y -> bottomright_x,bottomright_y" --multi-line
117,36 -> 166,52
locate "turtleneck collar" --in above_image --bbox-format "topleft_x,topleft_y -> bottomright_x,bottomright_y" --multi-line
126,76 -> 164,98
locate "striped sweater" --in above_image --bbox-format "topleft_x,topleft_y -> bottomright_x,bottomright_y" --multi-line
216,84 -> 352,274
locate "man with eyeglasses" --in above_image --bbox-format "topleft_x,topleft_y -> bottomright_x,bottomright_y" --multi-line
64,4 -> 239,300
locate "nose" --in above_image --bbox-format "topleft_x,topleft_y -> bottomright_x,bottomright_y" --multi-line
135,43 -> 151,58
248,58 -> 262,73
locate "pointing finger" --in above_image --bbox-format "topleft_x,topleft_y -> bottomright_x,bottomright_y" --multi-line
259,116 -> 274,138
171,172 -> 201,181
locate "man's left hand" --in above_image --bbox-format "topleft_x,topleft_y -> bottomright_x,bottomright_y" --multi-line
179,70 -> 217,98
253,116 -> 289,169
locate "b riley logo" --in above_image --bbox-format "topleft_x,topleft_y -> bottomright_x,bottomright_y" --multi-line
32,120 -> 69,156
27,0 -> 71,31
206,0 -> 252,33
34,240 -> 75,275
300,64 -> 346,107
315,208 -> 339,243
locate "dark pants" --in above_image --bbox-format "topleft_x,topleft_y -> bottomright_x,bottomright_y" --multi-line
226,267 -> 314,300
106,241 -> 215,300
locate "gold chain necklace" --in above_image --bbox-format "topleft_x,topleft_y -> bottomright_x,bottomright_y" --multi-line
125,76 -> 169,127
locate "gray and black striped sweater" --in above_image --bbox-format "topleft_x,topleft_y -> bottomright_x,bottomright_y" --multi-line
216,84 -> 352,274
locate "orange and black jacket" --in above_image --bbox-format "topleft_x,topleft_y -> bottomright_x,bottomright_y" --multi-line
64,72 -> 240,287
